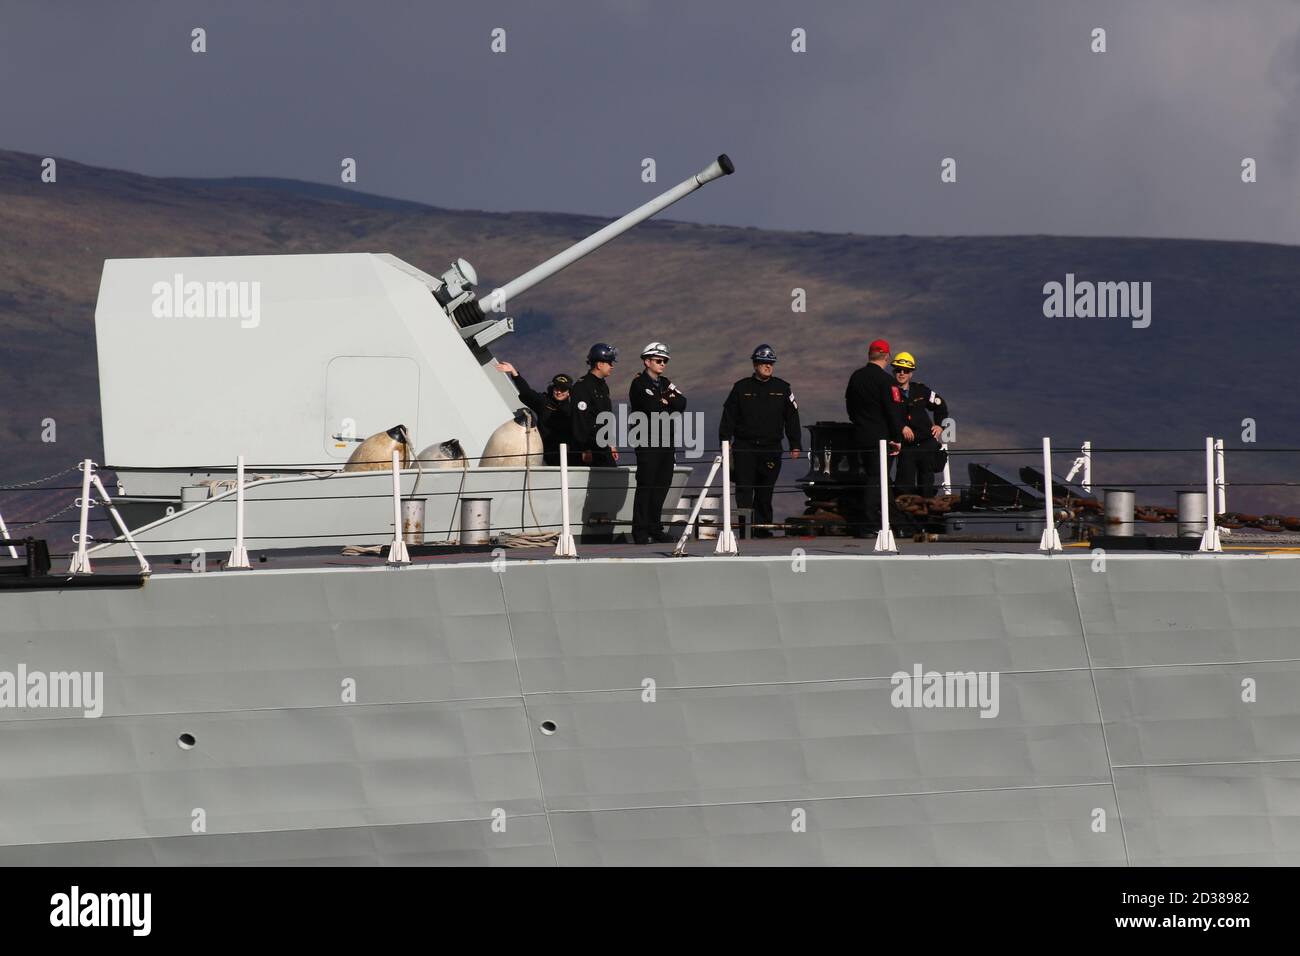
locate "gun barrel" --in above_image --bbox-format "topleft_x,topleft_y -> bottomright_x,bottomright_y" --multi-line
484,154 -> 734,311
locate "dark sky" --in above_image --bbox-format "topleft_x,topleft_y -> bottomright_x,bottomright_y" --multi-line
3,0 -> 1300,243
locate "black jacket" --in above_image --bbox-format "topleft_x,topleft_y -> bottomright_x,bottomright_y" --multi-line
719,374 -> 802,449
570,371 -> 614,453
510,373 -> 573,455
628,369 -> 687,449
899,381 -> 949,443
845,363 -> 906,446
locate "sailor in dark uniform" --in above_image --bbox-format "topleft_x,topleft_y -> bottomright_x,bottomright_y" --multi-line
629,341 -> 687,544
569,343 -> 619,467
844,338 -> 907,535
718,344 -> 802,537
891,351 -> 950,499
494,362 -> 576,465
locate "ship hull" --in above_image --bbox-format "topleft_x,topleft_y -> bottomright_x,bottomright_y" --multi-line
2,552 -> 1298,866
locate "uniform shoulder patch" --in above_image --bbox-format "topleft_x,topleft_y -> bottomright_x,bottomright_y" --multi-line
789,391 -> 798,408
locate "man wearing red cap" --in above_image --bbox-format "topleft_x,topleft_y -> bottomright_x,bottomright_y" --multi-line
845,339 -> 908,536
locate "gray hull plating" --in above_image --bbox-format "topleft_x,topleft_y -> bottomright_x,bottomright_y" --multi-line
2,553 -> 1298,866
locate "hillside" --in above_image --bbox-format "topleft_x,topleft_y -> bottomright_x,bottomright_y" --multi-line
2,148 -> 1298,533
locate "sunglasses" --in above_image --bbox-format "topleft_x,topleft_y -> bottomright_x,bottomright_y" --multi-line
893,366 -> 913,373
648,357 -> 668,364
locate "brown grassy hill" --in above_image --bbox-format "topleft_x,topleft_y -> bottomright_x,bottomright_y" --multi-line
2,148 -> 1298,530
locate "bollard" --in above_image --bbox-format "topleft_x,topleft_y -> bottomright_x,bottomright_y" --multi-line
459,498 -> 492,546
402,498 -> 426,546
1104,489 -> 1136,537
1177,491 -> 1208,538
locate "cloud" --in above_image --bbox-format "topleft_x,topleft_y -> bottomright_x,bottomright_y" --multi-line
2,0 -> 1299,243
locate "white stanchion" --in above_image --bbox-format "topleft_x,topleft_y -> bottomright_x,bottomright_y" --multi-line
940,442 -> 952,496
1199,437 -> 1222,552
387,451 -> 411,565
555,443 -> 578,558
715,440 -> 738,555
873,439 -> 897,553
673,455 -> 722,557
68,458 -> 94,573
0,509 -> 17,559
90,474 -> 151,574
1038,438 -> 1062,553
227,455 -> 252,569
1215,438 -> 1227,518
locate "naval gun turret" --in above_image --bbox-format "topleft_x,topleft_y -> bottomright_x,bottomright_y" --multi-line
92,154 -> 735,528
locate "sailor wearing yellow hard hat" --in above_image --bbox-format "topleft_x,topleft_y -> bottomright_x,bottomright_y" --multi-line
892,351 -> 951,500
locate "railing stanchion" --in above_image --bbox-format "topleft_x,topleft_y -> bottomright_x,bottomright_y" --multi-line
227,455 -> 251,569
68,458 -> 95,574
1214,437 -> 1227,522
715,440 -> 738,555
387,450 -> 411,565
1038,437 -> 1062,553
90,473 -> 151,574
874,439 -> 897,553
673,455 -> 722,557
1199,437 -> 1222,552
0,509 -> 17,560
555,443 -> 578,558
